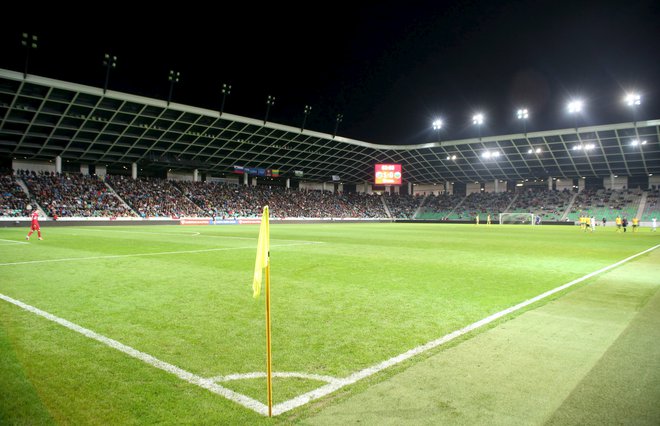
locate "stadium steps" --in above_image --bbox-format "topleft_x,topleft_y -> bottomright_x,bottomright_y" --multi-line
503,192 -> 519,213
446,195 -> 468,220
636,191 -> 648,219
15,177 -> 30,196
104,181 -> 139,217
412,194 -> 429,219
16,176 -> 46,217
381,195 -> 392,219
560,192 -> 579,221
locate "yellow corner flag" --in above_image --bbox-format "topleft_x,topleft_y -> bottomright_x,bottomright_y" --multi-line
252,205 -> 270,298
252,205 -> 274,416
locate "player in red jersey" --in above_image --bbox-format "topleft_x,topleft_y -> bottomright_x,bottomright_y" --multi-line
26,210 -> 43,240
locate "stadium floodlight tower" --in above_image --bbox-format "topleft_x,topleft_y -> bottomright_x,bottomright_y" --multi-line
301,105 -> 312,132
333,113 -> 343,138
432,119 -> 443,141
624,92 -> 641,126
472,113 -> 484,140
167,70 -> 180,106
102,53 -> 117,94
264,95 -> 276,124
220,83 -> 231,115
567,99 -> 583,131
21,32 -> 38,78
517,108 -> 529,135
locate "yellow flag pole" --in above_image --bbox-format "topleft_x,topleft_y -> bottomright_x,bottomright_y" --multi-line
265,261 -> 273,416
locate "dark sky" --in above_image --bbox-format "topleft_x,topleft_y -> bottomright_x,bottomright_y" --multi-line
1,0 -> 659,145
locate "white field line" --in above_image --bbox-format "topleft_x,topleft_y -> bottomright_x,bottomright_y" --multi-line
0,293 -> 270,416
270,243 -> 660,415
210,372 -> 342,385
0,242 -> 324,266
69,228 -> 243,238
0,239 -> 29,245
1,244 -> 656,417
70,228 -> 325,244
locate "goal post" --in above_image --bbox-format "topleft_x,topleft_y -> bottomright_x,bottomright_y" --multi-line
499,212 -> 536,225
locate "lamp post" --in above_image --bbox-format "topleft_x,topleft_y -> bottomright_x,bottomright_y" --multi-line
301,104 -> 312,132
432,119 -> 443,141
624,93 -> 641,126
567,100 -> 583,132
103,53 -> 117,94
264,95 -> 275,124
472,113 -> 484,141
333,113 -> 343,138
516,108 -> 529,135
167,70 -> 180,106
220,83 -> 231,115
21,32 -> 38,79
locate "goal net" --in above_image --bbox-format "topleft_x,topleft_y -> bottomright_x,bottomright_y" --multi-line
499,212 -> 536,225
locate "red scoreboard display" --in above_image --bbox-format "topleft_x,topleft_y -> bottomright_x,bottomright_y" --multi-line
374,164 -> 402,185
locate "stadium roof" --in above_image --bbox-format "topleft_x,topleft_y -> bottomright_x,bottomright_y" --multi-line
1,68 -> 659,184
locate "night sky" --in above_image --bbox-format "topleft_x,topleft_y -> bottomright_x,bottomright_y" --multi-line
1,1 -> 659,145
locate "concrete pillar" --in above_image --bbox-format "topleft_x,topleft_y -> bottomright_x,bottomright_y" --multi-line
55,156 -> 62,173
252,176 -> 257,187
193,169 -> 199,182
132,163 -> 137,179
286,178 -> 290,189
243,173 -> 248,186
494,179 -> 499,192
548,178 -> 553,190
408,181 -> 412,195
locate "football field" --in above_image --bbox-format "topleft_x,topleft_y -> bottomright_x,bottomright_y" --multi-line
1,223 -> 658,424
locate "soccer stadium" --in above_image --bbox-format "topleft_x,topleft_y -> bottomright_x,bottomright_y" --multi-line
2,10 -> 660,424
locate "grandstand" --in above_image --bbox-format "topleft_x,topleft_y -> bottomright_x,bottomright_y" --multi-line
1,68 -> 660,424
1,68 -> 659,224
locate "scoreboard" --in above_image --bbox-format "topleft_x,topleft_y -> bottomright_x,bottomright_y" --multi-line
374,164 -> 402,185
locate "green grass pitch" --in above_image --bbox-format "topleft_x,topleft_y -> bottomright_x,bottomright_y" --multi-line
0,223 -> 657,424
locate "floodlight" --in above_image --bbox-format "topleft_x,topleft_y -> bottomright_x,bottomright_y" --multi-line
432,119 -> 443,130
624,93 -> 641,106
567,100 -> 583,113
516,108 -> 529,120
472,113 -> 484,125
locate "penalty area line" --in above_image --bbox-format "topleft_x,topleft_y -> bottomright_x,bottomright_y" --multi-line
0,239 -> 29,245
270,243 -> 660,415
69,228 -> 325,244
0,241 -> 324,266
